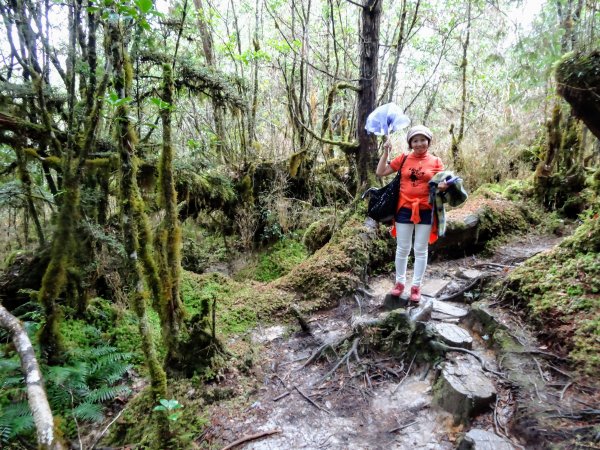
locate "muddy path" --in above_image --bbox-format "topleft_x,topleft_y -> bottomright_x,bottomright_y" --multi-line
202,231 -> 597,450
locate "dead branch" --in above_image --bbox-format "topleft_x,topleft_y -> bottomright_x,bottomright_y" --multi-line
302,332 -> 355,368
319,337 -> 361,384
272,391 -> 291,402
388,421 -> 417,433
0,303 -> 64,450
90,407 -> 128,449
221,429 -> 282,450
559,381 -> 573,400
294,386 -> 329,413
392,353 -> 416,394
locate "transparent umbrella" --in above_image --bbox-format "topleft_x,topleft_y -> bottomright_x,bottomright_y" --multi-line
365,103 -> 410,136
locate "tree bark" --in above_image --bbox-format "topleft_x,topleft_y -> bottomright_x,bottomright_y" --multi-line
357,0 -> 382,188
0,303 -> 64,450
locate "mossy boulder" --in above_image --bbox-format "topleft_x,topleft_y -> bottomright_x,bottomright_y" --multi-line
303,218 -> 334,253
274,215 -> 376,312
431,191 -> 539,258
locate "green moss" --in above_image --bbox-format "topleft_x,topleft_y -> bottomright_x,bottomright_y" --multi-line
473,178 -> 534,202
239,239 -> 308,282
60,319 -> 103,351
274,215 -> 371,311
109,308 -> 164,368
507,219 -> 600,374
181,271 -> 292,337
303,219 -> 334,253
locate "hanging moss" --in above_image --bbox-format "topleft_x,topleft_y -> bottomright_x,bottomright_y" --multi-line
289,150 -> 306,178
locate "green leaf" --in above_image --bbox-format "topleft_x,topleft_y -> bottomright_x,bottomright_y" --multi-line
157,398 -> 183,411
168,412 -> 182,421
135,0 -> 153,14
150,97 -> 173,111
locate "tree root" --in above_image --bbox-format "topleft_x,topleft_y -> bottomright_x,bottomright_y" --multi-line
318,337 -> 360,384
221,429 -> 282,450
438,275 -> 488,302
430,340 -> 506,378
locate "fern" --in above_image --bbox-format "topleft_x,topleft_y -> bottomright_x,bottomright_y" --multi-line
1,375 -> 24,388
72,402 -> 104,422
0,357 -> 20,372
86,385 -> 130,403
0,340 -> 132,445
0,401 -> 34,443
98,362 -> 132,385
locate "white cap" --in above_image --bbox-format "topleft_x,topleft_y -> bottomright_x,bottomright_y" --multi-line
406,125 -> 433,144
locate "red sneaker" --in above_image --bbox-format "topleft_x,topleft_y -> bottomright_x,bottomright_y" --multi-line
410,286 -> 421,304
390,282 -> 404,297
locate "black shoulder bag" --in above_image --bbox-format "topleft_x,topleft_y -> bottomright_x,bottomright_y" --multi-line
363,154 -> 408,225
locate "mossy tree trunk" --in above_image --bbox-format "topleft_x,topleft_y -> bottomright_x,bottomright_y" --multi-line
1,0 -> 111,363
105,21 -> 170,442
156,63 -> 185,362
14,145 -> 45,246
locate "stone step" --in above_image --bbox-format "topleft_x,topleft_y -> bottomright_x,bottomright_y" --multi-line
455,268 -> 484,280
433,358 -> 496,424
432,300 -> 468,318
457,428 -> 515,450
429,323 -> 473,349
421,278 -> 452,297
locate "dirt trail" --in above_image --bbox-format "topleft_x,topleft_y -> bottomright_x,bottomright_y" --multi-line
204,231 -> 581,449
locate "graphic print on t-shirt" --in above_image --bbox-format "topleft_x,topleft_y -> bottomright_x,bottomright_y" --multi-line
409,167 -> 425,186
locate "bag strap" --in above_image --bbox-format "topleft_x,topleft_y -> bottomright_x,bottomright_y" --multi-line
397,153 -> 408,176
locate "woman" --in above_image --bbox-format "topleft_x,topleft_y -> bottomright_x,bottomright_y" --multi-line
375,125 -> 447,303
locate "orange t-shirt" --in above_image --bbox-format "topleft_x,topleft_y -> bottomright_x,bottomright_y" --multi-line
389,152 -> 444,222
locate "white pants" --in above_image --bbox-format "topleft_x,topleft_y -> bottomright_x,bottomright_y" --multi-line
395,222 -> 432,287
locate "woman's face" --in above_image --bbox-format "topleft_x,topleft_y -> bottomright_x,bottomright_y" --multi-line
410,134 -> 430,155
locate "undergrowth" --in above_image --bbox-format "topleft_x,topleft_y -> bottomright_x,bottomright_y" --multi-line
0,324 -> 132,446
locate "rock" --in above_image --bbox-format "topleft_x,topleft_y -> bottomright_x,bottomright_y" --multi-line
455,268 -> 483,280
433,359 -> 496,424
421,278 -> 451,298
431,314 -> 460,323
432,300 -> 468,318
410,298 -> 433,322
457,429 -> 514,450
429,323 -> 473,349
382,293 -> 407,311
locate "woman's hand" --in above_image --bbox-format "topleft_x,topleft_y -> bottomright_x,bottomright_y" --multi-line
383,136 -> 392,152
